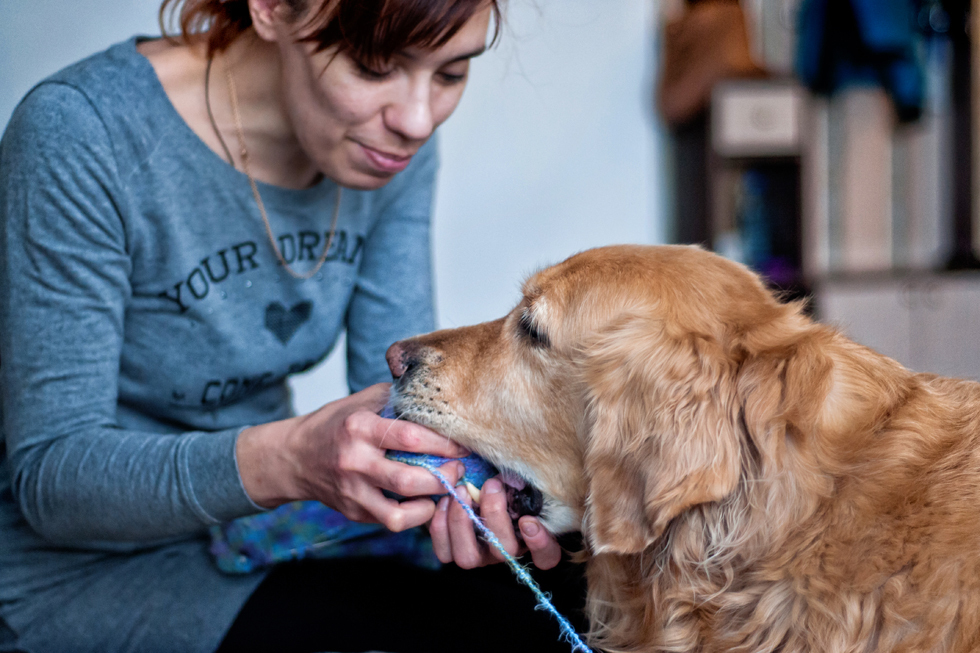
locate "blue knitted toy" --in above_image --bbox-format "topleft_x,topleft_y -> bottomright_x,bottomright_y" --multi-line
382,400 -> 498,501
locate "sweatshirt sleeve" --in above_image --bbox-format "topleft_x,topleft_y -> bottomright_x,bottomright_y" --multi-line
0,83 -> 261,546
344,136 -> 439,393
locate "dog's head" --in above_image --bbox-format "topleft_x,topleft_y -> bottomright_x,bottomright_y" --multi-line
387,245 -> 878,554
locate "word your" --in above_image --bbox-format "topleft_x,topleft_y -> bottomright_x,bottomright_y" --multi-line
158,232 -> 364,313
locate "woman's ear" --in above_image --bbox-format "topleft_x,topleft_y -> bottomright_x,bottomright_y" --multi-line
582,316 -> 742,555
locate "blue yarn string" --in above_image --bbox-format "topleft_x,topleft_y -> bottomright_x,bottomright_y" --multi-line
420,462 -> 593,653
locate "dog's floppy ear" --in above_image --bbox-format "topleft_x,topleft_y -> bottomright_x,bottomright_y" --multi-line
735,317 -> 833,477
581,315 -> 742,555
737,311 -> 911,478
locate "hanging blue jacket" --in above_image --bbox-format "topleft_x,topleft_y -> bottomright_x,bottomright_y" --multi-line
796,0 -> 925,121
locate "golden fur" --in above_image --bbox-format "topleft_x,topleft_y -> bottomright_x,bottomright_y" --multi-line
388,244 -> 980,652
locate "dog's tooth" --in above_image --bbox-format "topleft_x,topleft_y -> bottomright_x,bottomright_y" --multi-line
464,482 -> 481,504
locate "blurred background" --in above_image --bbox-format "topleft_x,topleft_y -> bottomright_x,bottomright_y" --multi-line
2,0 -> 978,413
655,0 -> 980,385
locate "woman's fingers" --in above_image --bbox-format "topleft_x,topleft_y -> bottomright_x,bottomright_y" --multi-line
519,516 -> 562,570
429,496 -> 453,563
446,487 -> 492,569
286,383 -> 473,531
370,456 -> 464,498
353,407 -> 468,458
359,459 -> 466,534
427,476 -> 563,571
478,478 -> 521,560
356,487 -> 437,533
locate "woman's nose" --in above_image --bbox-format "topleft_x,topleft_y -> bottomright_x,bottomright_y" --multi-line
384,82 -> 434,141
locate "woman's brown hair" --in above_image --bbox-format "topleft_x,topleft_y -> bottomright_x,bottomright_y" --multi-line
159,0 -> 501,62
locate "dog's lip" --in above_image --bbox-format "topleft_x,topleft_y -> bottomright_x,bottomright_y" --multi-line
493,464 -> 543,519
503,480 -> 544,520
498,468 -> 527,491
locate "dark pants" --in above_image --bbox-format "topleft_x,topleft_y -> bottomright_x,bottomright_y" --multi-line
216,544 -> 588,653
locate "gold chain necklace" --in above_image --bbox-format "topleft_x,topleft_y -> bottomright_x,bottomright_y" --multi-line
224,64 -> 341,281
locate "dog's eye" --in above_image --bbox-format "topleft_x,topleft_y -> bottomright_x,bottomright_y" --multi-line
519,310 -> 549,347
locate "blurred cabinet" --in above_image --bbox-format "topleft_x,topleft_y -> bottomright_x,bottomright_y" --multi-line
709,79 -> 806,297
816,272 -> 980,379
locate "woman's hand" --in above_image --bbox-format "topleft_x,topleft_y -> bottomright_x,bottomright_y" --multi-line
428,477 -> 563,570
236,383 -> 467,533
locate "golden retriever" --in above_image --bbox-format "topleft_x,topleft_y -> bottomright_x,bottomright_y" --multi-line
386,244 -> 980,653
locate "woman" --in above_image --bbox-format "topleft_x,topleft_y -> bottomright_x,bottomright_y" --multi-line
0,0 -> 581,651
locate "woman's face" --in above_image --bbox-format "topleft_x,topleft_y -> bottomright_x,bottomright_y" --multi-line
266,4 -> 492,190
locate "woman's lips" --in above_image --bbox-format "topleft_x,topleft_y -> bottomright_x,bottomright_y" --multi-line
360,143 -> 413,174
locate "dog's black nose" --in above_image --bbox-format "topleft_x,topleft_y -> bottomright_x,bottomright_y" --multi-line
386,341 -> 421,380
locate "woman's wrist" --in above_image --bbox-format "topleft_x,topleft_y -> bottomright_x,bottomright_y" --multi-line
236,416 -> 305,509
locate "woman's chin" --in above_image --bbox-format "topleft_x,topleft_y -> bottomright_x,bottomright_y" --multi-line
329,167 -> 397,191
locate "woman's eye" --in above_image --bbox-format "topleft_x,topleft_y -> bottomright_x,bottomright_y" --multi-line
355,60 -> 393,80
437,62 -> 469,85
519,310 -> 549,347
438,71 -> 467,85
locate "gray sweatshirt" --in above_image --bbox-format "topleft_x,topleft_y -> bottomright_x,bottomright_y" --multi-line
0,37 -> 437,652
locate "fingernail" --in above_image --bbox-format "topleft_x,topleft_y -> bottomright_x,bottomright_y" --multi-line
455,486 -> 470,505
439,497 -> 449,512
521,520 -> 540,537
483,478 -> 502,494
456,462 -> 466,479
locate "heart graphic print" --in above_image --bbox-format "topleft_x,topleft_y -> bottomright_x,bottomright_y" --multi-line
265,301 -> 312,344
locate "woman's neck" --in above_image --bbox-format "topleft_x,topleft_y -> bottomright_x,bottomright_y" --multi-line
219,33 -> 323,188
141,31 -> 321,189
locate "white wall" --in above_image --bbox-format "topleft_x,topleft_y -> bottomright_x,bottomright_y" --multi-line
0,0 -> 666,414
0,0 -> 162,126
437,0 -> 663,323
